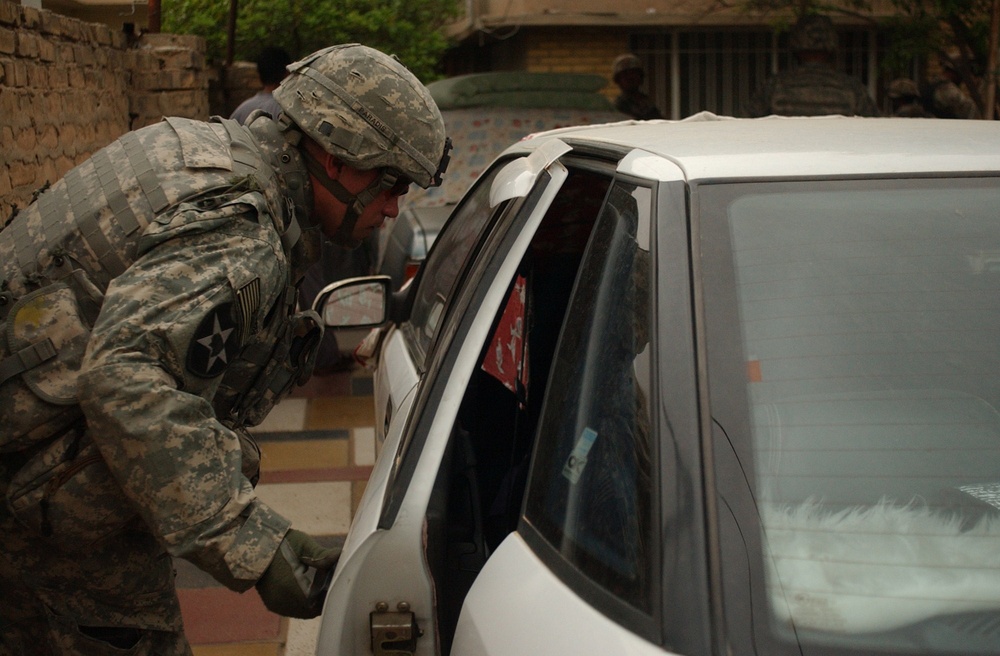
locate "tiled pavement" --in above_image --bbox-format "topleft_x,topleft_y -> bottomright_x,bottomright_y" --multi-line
174,363 -> 376,656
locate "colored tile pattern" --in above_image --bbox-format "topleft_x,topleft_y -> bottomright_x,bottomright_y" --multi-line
178,366 -> 375,655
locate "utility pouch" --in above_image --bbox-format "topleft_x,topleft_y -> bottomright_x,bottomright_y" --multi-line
6,427 -> 135,546
0,279 -> 97,453
234,310 -> 323,428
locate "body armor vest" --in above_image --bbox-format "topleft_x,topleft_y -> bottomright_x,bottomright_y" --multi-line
0,116 -> 316,452
768,64 -> 865,117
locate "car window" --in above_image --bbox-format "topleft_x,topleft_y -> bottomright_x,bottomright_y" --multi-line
405,165 -> 506,365
704,178 -> 1000,654
523,180 -> 656,615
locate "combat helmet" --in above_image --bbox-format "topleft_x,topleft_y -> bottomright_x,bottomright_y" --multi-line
274,44 -> 449,190
887,78 -> 920,100
789,14 -> 838,54
612,53 -> 643,83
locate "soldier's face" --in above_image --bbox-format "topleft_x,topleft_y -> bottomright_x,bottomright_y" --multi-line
352,169 -> 410,240
311,162 -> 406,245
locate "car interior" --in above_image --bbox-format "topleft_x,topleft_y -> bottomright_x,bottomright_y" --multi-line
423,166 -> 615,652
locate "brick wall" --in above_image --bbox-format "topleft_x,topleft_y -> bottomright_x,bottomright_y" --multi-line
523,28 -> 630,101
0,0 -> 209,221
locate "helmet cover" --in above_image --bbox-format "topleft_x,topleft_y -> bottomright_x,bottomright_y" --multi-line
274,44 -> 448,188
887,78 -> 920,99
613,53 -> 643,81
789,15 -> 838,53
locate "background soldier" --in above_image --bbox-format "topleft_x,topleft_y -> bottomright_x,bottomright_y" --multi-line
922,49 -> 981,119
888,78 -> 933,117
611,53 -> 664,120
0,44 -> 448,655
745,14 -> 880,118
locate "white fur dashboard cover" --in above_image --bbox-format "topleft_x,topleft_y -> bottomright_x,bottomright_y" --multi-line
764,500 -> 1000,633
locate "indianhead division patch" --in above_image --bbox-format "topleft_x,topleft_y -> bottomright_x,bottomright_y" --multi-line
187,303 -> 239,378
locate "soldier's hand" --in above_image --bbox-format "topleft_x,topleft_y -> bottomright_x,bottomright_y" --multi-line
255,529 -> 340,618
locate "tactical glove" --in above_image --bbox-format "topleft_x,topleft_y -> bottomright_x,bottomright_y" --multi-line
256,529 -> 340,618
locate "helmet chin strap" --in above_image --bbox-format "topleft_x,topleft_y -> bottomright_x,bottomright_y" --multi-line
303,153 -> 383,247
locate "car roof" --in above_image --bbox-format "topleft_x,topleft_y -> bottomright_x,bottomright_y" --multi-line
509,112 -> 1000,182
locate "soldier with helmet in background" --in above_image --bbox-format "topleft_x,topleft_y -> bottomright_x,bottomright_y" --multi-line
745,14 -> 880,118
888,78 -> 933,117
0,43 -> 449,655
611,53 -> 664,120
923,48 -> 981,119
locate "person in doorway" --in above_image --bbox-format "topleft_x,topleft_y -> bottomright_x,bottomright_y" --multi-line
0,43 -> 449,655
745,14 -> 879,117
230,46 -> 292,124
612,53 -> 664,120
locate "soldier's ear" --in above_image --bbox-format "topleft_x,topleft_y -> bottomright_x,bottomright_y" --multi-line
322,153 -> 344,180
302,137 -> 344,179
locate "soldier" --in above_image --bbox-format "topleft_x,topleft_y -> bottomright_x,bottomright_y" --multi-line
923,49 -> 981,119
0,44 -> 449,655
887,78 -> 933,118
745,14 -> 880,118
612,53 -> 664,120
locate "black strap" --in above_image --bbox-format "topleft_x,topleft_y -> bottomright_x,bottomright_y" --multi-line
0,339 -> 57,387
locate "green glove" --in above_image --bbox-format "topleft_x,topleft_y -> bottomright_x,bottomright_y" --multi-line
256,529 -> 341,618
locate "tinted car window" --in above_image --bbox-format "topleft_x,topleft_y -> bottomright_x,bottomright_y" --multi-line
406,166 -> 505,365
524,181 -> 655,613
706,179 -> 1000,653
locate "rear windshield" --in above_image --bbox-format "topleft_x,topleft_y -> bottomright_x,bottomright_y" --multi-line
706,178 -> 1000,653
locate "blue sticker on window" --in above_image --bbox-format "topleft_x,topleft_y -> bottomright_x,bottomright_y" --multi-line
562,427 -> 598,484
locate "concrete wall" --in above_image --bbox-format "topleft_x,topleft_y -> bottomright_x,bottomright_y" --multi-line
1,0 -> 209,221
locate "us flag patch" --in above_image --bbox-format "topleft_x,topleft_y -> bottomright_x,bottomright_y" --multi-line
234,277 -> 260,343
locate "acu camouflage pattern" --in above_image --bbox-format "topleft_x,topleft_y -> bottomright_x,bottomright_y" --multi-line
0,114 -> 321,654
745,62 -> 880,117
925,79 -> 981,119
788,14 -> 838,53
273,43 -> 447,188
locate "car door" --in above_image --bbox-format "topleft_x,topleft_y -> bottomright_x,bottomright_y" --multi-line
316,139 -> 603,655
450,168 -> 691,655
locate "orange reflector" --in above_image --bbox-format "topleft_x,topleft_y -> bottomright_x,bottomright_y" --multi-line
747,360 -> 762,382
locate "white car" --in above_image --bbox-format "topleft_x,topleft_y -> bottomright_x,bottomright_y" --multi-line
314,114 -> 1000,656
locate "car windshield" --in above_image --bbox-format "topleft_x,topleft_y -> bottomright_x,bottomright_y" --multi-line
709,178 -> 1000,653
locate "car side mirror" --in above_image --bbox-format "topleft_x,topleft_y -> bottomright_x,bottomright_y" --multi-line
312,275 -> 392,328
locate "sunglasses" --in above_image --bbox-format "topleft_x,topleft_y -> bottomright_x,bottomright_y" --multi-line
379,169 -> 413,197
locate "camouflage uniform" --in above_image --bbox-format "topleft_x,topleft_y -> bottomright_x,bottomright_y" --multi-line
888,78 -> 933,118
746,62 -> 880,118
0,112 -> 317,655
0,40 -> 452,653
746,14 -> 879,118
924,79 -> 980,119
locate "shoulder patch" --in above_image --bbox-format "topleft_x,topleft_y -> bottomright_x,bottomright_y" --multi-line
187,303 -> 239,378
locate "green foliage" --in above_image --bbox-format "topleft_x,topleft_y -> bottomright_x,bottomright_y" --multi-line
725,0 -> 996,113
883,0 -> 992,76
161,0 -> 460,81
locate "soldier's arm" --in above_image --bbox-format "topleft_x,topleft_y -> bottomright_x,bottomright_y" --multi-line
78,211 -> 290,591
